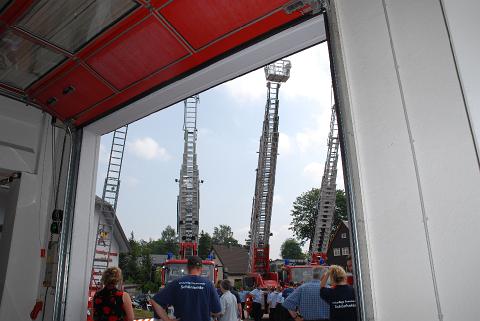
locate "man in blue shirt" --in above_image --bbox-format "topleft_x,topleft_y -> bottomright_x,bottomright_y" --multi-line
151,256 -> 221,321
238,287 -> 249,319
250,285 -> 265,321
282,268 -> 330,321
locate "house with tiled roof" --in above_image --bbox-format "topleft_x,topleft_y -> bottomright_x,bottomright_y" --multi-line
326,220 -> 351,270
211,244 -> 249,287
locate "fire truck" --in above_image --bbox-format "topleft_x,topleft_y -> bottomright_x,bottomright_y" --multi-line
244,60 -> 291,290
245,62 -> 341,289
161,95 -> 216,285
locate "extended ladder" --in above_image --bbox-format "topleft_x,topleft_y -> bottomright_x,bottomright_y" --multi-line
248,60 -> 291,274
89,126 -> 128,293
177,95 -> 200,258
310,105 -> 340,261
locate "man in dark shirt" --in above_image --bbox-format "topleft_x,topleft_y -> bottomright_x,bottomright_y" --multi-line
151,256 -> 221,321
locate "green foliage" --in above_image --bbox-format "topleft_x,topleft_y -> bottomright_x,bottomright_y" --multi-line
280,238 -> 305,259
119,226 -> 178,291
289,189 -> 348,245
198,230 -> 212,259
212,225 -> 239,247
119,225 -> 242,292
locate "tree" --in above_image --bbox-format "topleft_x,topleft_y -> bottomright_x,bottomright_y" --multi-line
119,231 -> 141,282
161,225 -> 179,255
289,189 -> 348,245
198,230 -> 212,259
212,225 -> 239,247
281,238 -> 305,259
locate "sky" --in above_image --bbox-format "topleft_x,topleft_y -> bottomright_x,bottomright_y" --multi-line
96,42 -> 343,259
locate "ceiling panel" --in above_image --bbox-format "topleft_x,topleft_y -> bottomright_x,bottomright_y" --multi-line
86,16 -> 190,90
159,0 -> 288,49
33,65 -> 114,119
0,0 -> 317,126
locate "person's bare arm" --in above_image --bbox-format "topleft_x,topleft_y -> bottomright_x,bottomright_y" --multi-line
320,269 -> 329,288
122,292 -> 135,321
288,310 -> 303,321
150,300 -> 179,321
238,303 -> 242,318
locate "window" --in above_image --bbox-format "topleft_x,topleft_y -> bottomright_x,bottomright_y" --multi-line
342,247 -> 350,256
341,232 -> 347,239
0,31 -> 65,89
17,0 -> 138,52
333,248 -> 341,256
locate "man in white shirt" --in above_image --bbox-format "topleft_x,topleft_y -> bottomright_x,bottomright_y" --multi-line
268,286 -> 283,321
219,280 -> 238,321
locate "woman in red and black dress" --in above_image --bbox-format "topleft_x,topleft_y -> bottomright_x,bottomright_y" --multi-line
93,267 -> 134,321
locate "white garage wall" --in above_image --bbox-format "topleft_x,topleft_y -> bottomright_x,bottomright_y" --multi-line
0,99 -> 55,320
441,0 -> 480,153
330,0 -> 480,320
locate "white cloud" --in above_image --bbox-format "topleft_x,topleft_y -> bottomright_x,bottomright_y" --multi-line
273,194 -> 283,204
198,127 -> 212,137
222,43 -> 331,107
129,137 -> 170,161
295,111 -> 331,153
304,160 -> 345,190
282,44 -> 332,105
278,132 -> 292,155
124,176 -> 140,188
303,162 -> 324,184
224,68 -> 265,103
234,226 -> 251,245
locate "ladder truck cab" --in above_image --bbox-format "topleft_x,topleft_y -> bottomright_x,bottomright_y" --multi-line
162,95 -> 217,285
246,60 -> 291,290
278,261 -> 330,286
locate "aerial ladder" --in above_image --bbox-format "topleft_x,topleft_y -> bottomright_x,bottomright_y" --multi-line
279,105 -> 340,285
87,125 -> 128,317
177,95 -> 201,258
162,95 -> 216,284
310,104 -> 340,263
247,60 -> 291,288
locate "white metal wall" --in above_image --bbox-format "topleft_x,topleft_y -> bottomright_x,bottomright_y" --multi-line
0,99 -> 55,320
330,0 -> 480,320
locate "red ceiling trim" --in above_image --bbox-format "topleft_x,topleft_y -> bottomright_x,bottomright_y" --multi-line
85,15 -> 191,91
152,11 -> 196,54
27,7 -> 149,94
150,0 -> 172,10
193,6 -> 288,52
27,60 -> 78,96
76,52 -> 193,118
72,10 -> 308,126
75,7 -> 150,61
78,62 -> 120,94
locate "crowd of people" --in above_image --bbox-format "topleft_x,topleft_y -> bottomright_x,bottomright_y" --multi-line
92,256 -> 357,321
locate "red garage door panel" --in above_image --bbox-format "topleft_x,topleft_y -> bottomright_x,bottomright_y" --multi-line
34,65 -> 114,120
87,16 -> 189,90
160,0 -> 288,49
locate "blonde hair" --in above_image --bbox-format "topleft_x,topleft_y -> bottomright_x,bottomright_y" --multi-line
329,265 -> 347,284
101,267 -> 123,287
